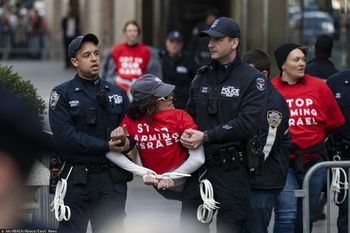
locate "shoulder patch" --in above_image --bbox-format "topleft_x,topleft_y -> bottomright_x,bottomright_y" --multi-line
49,91 -> 60,110
267,110 -> 282,129
256,77 -> 266,91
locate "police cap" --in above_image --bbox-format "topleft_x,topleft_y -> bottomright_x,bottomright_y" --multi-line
199,17 -> 240,39
68,33 -> 99,59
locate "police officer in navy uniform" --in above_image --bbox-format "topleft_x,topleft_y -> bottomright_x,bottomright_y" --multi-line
159,30 -> 198,110
242,49 -> 291,233
180,17 -> 268,233
49,33 -> 133,233
327,70 -> 350,233
189,8 -> 219,66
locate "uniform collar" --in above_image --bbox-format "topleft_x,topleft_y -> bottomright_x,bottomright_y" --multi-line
209,53 -> 241,73
72,74 -> 110,93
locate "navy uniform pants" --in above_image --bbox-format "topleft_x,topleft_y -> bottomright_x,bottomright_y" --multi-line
180,165 -> 250,233
58,167 -> 127,233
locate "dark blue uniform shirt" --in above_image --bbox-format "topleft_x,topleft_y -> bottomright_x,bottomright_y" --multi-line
327,70 -> 350,141
251,80 -> 291,190
49,75 -> 130,163
187,54 -> 268,154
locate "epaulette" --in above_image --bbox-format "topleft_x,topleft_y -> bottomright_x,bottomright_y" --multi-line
196,65 -> 209,74
192,65 -> 209,84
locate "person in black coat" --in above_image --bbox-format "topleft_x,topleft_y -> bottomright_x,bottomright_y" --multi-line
159,30 -> 198,110
327,70 -> 350,233
305,34 -> 338,80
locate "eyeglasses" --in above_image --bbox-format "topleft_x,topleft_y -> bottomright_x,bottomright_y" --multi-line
157,93 -> 174,102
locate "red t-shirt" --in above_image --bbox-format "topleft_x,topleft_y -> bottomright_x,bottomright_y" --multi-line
111,43 -> 151,92
272,74 -> 344,161
121,109 -> 198,174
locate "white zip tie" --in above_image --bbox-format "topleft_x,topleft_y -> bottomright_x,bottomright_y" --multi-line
331,167 -> 348,204
50,166 -> 73,222
197,179 -> 220,223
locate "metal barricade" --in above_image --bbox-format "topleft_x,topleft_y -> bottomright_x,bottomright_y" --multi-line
295,161 -> 350,233
0,31 -> 48,60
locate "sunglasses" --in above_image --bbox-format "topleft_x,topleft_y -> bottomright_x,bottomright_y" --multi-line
157,93 -> 174,102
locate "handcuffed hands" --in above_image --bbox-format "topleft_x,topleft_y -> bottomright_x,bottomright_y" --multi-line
143,171 -> 158,186
142,172 -> 175,190
157,177 -> 175,190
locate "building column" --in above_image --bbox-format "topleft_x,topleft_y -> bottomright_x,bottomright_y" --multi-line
45,0 -> 65,60
112,0 -> 142,45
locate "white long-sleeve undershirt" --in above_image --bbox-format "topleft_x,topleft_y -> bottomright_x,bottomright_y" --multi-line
106,145 -> 205,179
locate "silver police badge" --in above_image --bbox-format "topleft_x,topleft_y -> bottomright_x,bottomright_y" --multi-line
211,19 -> 220,28
49,91 -> 60,110
267,110 -> 282,129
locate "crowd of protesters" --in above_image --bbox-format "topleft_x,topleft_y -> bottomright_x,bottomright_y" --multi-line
0,3 -> 47,59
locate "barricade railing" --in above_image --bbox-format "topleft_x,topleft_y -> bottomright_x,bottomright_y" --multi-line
295,161 -> 350,233
0,31 -> 48,60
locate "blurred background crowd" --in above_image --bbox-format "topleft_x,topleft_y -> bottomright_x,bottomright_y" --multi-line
0,0 -> 350,73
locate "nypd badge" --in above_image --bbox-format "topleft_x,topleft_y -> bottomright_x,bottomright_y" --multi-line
267,110 -> 282,129
49,91 -> 60,110
256,77 -> 266,91
211,19 -> 220,28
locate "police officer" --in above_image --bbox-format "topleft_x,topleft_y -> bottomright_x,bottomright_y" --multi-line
49,33 -> 133,233
242,49 -> 291,233
180,17 -> 268,233
327,70 -> 350,233
189,8 -> 219,66
159,30 -> 198,110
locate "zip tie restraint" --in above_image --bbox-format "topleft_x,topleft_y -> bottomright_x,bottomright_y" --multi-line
50,166 -> 73,222
197,179 -> 220,223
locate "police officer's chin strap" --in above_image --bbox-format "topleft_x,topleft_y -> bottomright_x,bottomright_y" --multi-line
50,165 -> 73,221
331,154 -> 348,204
197,169 -> 220,223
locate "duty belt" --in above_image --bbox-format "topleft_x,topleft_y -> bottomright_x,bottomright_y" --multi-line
65,161 -> 114,173
206,147 -> 245,170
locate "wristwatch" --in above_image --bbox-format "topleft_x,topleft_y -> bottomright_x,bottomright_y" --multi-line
203,131 -> 210,145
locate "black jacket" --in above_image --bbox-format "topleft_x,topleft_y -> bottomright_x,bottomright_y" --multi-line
159,49 -> 198,110
251,80 -> 291,190
305,58 -> 338,80
327,70 -> 350,142
187,54 -> 268,155
49,75 -> 130,163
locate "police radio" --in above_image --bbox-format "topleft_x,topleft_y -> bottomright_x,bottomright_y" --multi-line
49,155 -> 63,194
245,135 -> 264,171
208,99 -> 218,115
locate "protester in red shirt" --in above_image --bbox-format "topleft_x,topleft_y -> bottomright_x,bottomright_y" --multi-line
107,74 -> 205,200
111,20 -> 151,95
271,43 -> 345,233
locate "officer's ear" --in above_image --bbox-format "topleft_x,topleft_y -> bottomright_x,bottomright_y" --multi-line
71,57 -> 79,68
231,38 -> 239,50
